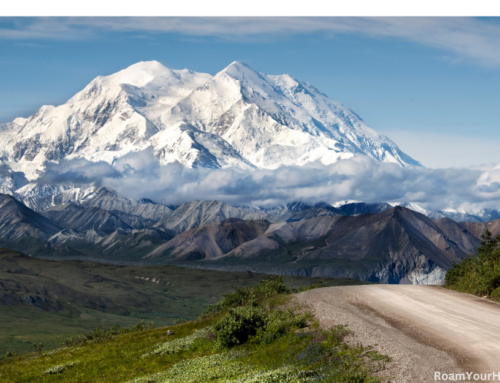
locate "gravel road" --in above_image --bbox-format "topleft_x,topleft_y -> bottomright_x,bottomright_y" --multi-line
296,285 -> 500,383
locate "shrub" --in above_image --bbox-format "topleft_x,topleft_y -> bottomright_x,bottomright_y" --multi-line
445,229 -> 500,299
84,325 -> 112,343
255,309 -> 308,345
133,320 -> 155,331
214,306 -> 268,348
62,335 -> 87,347
202,276 -> 296,317
3,351 -> 16,359
33,343 -> 44,353
107,324 -> 123,336
201,287 -> 256,317
297,280 -> 325,293
257,275 -> 294,297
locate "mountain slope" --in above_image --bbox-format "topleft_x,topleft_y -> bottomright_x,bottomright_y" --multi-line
148,207 -> 480,284
337,202 -> 394,216
41,203 -> 134,235
146,218 -> 270,261
88,227 -> 177,259
0,194 -> 85,257
0,194 -> 62,240
0,192 -> 489,284
153,200 -> 271,233
427,209 -> 500,223
0,61 -> 420,180
15,185 -> 174,228
160,61 -> 421,169
152,199 -> 345,234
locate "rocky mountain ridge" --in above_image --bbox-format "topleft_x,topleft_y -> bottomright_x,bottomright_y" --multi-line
12,183 -> 500,226
0,190 -> 497,284
147,207 -> 485,284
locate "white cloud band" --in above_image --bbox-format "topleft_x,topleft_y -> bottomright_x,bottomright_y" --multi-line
2,18 -> 500,66
36,151 -> 500,211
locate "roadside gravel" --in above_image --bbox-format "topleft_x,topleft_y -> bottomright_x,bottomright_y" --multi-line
296,285 -> 500,383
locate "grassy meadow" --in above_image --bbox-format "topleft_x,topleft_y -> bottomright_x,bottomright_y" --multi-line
0,276 -> 388,383
0,248 -> 370,354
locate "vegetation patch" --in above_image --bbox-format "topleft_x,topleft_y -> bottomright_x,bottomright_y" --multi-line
145,326 -> 213,356
0,276 -> 388,383
0,248 -> 369,354
62,321 -> 155,347
445,229 -> 500,301
43,361 -> 80,375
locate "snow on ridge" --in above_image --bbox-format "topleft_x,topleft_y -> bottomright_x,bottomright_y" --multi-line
0,60 -> 421,181
332,200 -> 362,207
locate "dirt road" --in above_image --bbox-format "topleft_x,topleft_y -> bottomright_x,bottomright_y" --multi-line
296,285 -> 500,383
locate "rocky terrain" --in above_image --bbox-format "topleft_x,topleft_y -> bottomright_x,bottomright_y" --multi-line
0,189 -> 496,284
148,206 -> 484,284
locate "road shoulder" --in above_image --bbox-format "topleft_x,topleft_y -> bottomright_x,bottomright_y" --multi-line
296,285 -> 499,383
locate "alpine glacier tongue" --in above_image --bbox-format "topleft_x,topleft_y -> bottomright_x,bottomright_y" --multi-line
0,60 -> 421,181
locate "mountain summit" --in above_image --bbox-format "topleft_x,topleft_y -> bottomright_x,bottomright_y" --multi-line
0,61 -> 420,180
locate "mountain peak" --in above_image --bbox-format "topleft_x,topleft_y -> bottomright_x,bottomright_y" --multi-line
223,61 -> 254,72
126,60 -> 166,71
101,60 -> 177,87
1,61 -> 421,180
219,61 -> 265,83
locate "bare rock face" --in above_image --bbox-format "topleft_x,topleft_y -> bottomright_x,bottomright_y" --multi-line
0,193 -> 62,240
41,203 -> 134,235
146,207 -> 483,285
0,191 -> 493,284
146,218 -> 270,261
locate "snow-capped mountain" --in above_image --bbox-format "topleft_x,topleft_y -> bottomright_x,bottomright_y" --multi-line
392,202 -> 428,215
427,208 -> 500,223
0,60 -> 420,180
334,200 -> 500,223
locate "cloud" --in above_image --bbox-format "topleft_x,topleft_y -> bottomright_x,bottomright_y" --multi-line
2,17 -> 500,66
32,152 -> 500,211
36,158 -> 121,185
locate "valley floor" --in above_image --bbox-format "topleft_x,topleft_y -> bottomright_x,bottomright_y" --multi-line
0,249 -> 369,354
297,285 -> 500,383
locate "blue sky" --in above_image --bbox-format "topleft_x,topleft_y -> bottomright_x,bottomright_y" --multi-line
1,17 -> 500,168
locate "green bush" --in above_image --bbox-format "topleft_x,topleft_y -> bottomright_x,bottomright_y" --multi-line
208,276 -> 319,348
297,280 -> 325,293
62,335 -> 87,347
214,306 -> 268,348
33,343 -> 44,353
257,275 -> 294,297
445,229 -> 500,299
202,276 -> 309,317
2,351 -> 16,360
255,309 -> 308,345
